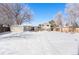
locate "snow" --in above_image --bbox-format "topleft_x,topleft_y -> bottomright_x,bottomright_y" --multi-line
0,31 -> 78,55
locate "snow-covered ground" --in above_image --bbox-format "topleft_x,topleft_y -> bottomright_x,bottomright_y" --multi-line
0,31 -> 79,55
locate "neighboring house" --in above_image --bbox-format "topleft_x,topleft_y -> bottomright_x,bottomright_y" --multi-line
23,23 -> 33,31
10,23 -> 33,32
33,26 -> 39,31
62,26 -> 70,32
53,27 -> 60,31
40,22 -> 51,31
24,26 -> 32,31
10,25 -> 24,32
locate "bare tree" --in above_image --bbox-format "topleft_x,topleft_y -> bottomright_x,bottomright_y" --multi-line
65,4 -> 76,26
65,3 -> 79,32
54,12 -> 63,27
0,3 -> 32,25
53,12 -> 64,32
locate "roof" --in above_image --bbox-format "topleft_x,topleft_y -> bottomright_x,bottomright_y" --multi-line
21,23 -> 32,26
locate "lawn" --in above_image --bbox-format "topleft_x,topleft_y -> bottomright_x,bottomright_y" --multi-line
0,31 -> 78,55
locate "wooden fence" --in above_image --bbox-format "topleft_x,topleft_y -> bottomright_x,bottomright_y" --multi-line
53,27 -> 79,33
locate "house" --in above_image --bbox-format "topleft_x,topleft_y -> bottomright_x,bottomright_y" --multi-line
10,25 -> 24,32
24,25 -> 32,31
33,26 -> 39,31
53,27 -> 60,31
40,22 -> 51,31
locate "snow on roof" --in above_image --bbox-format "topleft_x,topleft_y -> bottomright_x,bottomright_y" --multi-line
42,22 -> 50,25
21,23 -> 32,26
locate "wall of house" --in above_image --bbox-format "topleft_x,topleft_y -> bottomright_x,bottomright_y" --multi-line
24,26 -> 32,31
41,24 -> 51,31
10,25 -> 24,32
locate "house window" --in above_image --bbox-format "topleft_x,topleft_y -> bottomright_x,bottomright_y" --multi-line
47,25 -> 49,26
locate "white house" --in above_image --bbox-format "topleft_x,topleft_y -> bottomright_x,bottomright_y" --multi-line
41,22 -> 51,31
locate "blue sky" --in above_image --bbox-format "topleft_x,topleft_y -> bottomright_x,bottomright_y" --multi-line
27,3 -> 66,26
